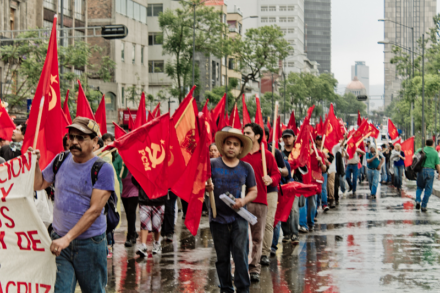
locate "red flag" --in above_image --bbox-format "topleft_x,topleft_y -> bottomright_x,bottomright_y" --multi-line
22,16 -> 65,169
202,100 -> 215,144
287,110 -> 298,135
289,106 -> 314,170
255,95 -> 267,144
0,102 -> 16,140
76,80 -> 95,120
316,116 -> 323,135
401,137 -> 415,167
152,102 -> 161,118
133,93 -> 147,129
62,90 -> 72,124
323,104 -> 344,151
127,108 -> 135,131
347,119 -> 370,159
112,122 -> 126,140
388,119 -> 399,140
225,110 -> 229,125
368,123 -> 380,139
172,112 -> 211,235
94,95 -> 107,135
114,114 -> 170,199
267,121 -> 272,137
147,111 -> 154,122
269,116 -> 282,148
357,110 -> 362,126
242,94 -> 251,126
281,123 -> 287,133
212,94 -> 226,122
229,104 -> 241,130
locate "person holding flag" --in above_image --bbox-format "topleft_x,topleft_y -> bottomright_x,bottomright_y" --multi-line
345,147 -> 365,195
366,145 -> 385,199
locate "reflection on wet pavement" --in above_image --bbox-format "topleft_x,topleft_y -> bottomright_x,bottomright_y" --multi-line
102,182 -> 440,292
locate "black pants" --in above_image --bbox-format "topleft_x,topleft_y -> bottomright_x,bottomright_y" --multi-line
121,197 -> 138,240
161,191 -> 178,236
181,198 -> 189,216
334,175 -> 340,202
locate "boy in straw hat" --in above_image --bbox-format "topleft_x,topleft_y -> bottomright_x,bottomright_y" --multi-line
206,126 -> 257,293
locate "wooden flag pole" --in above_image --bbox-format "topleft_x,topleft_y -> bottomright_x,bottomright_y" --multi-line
33,97 -> 45,149
261,142 -> 268,176
98,147 -> 118,157
119,164 -> 125,178
207,178 -> 217,218
321,135 -> 326,151
174,97 -> 194,129
272,101 -> 279,155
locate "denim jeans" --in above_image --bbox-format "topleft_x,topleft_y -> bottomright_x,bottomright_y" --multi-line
299,195 -> 316,228
346,164 -> 359,192
51,231 -> 107,293
366,168 -> 380,195
321,173 -> 328,207
210,217 -> 250,293
381,163 -> 388,182
340,175 -> 346,193
386,162 -> 392,183
394,165 -> 404,188
272,222 -> 281,252
416,168 -> 436,208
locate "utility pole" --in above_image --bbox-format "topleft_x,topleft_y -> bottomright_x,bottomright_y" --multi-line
60,0 -> 64,87
272,72 -> 274,116
192,3 -> 196,87
422,34 -> 425,148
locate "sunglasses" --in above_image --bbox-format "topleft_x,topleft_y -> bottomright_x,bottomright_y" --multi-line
68,134 -> 90,143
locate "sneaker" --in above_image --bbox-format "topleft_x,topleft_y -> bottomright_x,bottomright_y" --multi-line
260,255 -> 270,266
164,234 -> 174,242
299,226 -> 308,233
136,244 -> 148,258
282,235 -> 291,243
107,246 -> 113,258
291,234 -> 299,245
308,225 -> 315,232
250,273 -> 260,282
270,250 -> 277,257
348,186 -> 353,193
421,207 -> 427,212
415,202 -> 421,210
314,217 -> 318,222
152,242 -> 162,254
124,240 -> 133,248
330,203 -> 336,209
323,205 -> 330,213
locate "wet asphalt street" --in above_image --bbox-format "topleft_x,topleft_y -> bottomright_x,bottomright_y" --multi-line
100,180 -> 440,293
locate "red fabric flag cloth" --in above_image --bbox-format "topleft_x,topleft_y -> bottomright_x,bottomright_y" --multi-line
114,114 -> 170,199
151,102 -> 161,118
133,93 -> 147,129
76,80 -> 95,120
323,104 -> 343,151
172,112 -> 211,235
392,137 -> 402,145
288,105 -> 315,170
22,16 -> 65,170
62,90 -> 72,124
229,104 -> 242,130
347,119 -> 370,159
255,95 -> 267,144
242,94 -> 251,126
267,121 -> 272,136
287,110 -> 298,135
172,86 -> 200,166
112,122 -> 126,140
217,94 -> 229,130
274,181 -> 320,226
94,95 -> 107,135
212,94 -> 226,123
147,111 -> 155,122
127,108 -> 135,131
0,102 -> 16,140
388,119 -> 399,140
357,110 -> 362,126
202,100 -> 215,144
368,123 -> 380,139
401,137 -> 415,167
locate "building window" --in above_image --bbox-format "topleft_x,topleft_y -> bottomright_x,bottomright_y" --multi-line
269,6 -> 276,11
279,17 -> 286,23
141,47 -> 144,64
288,17 -> 294,22
288,29 -> 295,34
58,0 -> 72,16
134,2 -> 141,21
288,62 -> 294,67
43,0 -> 56,11
127,0 -> 134,18
239,23 -> 242,35
147,4 -> 163,17
261,17 -> 268,23
280,6 -> 286,11
121,42 -> 125,62
148,34 -> 162,45
132,44 -> 135,64
269,17 -> 276,23
261,6 -> 267,12
281,29 -> 287,35
75,0 -> 84,20
228,58 -> 234,70
288,6 -> 294,11
10,8 -> 15,31
122,86 -> 125,105
148,61 -> 164,73
140,6 -> 147,23
289,39 -> 295,45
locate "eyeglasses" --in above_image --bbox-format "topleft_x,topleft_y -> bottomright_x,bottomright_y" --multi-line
68,134 -> 89,143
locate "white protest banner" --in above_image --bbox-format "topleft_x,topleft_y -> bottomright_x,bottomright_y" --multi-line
0,153 -> 56,293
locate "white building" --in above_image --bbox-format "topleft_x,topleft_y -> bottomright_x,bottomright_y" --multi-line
351,61 -> 369,95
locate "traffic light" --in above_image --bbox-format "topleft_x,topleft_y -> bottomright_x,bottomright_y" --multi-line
101,25 -> 128,40
357,95 -> 368,101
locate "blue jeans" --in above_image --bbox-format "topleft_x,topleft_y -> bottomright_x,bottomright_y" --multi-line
381,163 -> 388,182
367,168 -> 380,195
386,162 -> 392,183
340,175 -> 346,193
346,164 -> 359,192
299,195 -> 317,228
272,222 -> 281,252
416,168 -> 435,208
210,217 -> 250,293
51,231 -> 107,293
394,165 -> 405,188
321,173 -> 328,206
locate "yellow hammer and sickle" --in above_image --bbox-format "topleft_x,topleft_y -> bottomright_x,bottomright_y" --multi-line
145,140 -> 166,169
49,75 -> 58,111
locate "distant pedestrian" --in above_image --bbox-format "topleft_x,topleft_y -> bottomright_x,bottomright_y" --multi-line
0,123 -> 26,161
366,145 -> 384,199
345,147 -> 365,195
392,144 -> 405,193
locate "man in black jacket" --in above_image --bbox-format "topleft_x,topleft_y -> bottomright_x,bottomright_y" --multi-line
0,123 -> 26,161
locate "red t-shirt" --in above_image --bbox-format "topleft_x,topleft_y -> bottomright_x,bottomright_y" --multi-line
310,149 -> 326,193
241,148 -> 281,205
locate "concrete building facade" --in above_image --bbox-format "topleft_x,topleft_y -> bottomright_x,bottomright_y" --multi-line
351,61 -> 369,95
382,0 -> 437,107
304,0 -> 331,74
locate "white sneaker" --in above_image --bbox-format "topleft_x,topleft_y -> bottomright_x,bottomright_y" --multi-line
136,244 -> 148,258
152,242 -> 162,254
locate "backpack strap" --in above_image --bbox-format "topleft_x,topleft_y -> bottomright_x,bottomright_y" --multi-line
52,151 -> 70,187
91,158 -> 106,186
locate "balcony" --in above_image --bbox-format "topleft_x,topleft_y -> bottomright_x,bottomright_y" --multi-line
229,27 -> 238,33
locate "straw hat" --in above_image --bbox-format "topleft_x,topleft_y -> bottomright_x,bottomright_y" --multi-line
215,127 -> 253,159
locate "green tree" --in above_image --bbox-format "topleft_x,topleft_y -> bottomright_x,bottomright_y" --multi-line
333,92 -> 367,125
159,0 -> 227,102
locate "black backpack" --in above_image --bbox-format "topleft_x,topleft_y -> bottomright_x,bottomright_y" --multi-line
411,149 -> 426,173
52,151 -> 120,233
405,166 -> 417,181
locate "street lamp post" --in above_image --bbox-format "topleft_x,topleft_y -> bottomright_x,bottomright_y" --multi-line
422,34 -> 425,147
192,2 -> 196,87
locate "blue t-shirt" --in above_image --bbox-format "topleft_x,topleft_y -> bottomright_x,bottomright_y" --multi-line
366,152 -> 382,170
394,151 -> 405,166
209,157 -> 257,224
43,153 -> 115,239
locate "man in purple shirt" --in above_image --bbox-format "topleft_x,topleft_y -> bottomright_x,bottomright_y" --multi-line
30,117 -> 114,293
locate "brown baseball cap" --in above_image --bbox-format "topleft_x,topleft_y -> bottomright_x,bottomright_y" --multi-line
67,117 -> 100,136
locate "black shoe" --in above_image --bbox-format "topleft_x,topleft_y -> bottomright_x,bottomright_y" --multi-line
308,225 -> 314,232
348,186 -> 353,192
330,203 -> 336,209
336,201 -> 339,205
250,273 -> 260,282
260,255 -> 270,266
124,240 -> 133,247
421,207 -> 427,212
291,234 -> 300,245
282,235 -> 290,243
415,203 -> 421,210
270,250 -> 276,257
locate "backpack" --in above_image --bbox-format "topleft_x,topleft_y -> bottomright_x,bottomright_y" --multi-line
52,151 -> 120,233
411,149 -> 426,173
405,166 -> 417,181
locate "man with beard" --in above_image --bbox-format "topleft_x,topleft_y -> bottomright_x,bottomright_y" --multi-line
30,117 -> 115,293
0,123 -> 26,161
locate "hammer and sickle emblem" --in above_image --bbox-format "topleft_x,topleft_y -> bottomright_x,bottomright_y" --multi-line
145,140 -> 166,169
292,142 -> 302,159
48,74 -> 58,111
325,123 -> 333,136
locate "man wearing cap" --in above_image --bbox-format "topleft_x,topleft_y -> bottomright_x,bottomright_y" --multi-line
242,123 -> 281,282
205,126 -> 257,293
31,117 -> 115,293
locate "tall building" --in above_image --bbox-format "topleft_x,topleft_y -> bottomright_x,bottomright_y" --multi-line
382,0 -> 437,107
351,61 -> 369,95
304,0 -> 331,74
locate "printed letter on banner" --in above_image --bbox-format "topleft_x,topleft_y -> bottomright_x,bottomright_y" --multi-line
0,153 -> 56,292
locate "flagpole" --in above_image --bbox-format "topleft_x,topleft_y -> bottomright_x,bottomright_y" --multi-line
207,178 -> 217,218
321,135 -> 326,151
175,98 -> 194,129
272,102 -> 279,155
32,97 -> 45,149
261,142 -> 268,177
